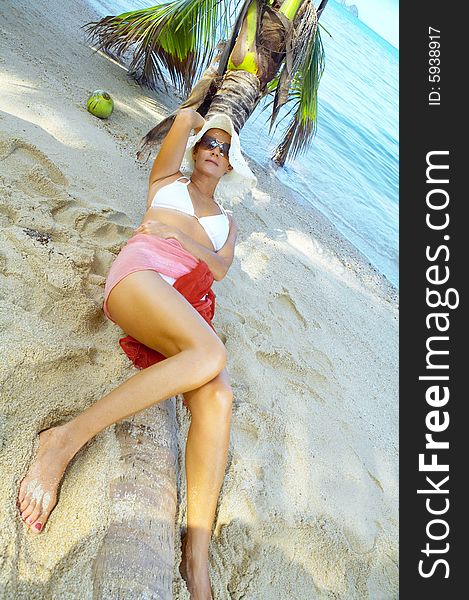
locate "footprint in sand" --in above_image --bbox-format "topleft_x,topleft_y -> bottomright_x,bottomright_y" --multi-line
0,137 -> 68,198
0,137 -> 134,323
255,347 -> 327,381
51,197 -> 133,250
285,379 -> 327,404
210,518 -> 260,598
303,347 -> 334,373
234,401 -> 287,440
268,289 -> 309,328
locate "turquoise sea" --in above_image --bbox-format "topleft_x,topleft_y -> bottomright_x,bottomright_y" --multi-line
243,1 -> 399,287
89,0 -> 399,287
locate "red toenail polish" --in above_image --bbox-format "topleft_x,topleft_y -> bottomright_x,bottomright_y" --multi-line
35,523 -> 42,531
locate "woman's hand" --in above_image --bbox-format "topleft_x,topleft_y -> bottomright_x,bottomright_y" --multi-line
192,112 -> 206,134
134,220 -> 181,241
176,108 -> 206,134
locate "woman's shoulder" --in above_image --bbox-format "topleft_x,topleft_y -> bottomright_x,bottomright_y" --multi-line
150,170 -> 187,193
146,171 -> 188,208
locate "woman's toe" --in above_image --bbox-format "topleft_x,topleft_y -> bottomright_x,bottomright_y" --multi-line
30,495 -> 56,533
19,494 -> 32,514
21,499 -> 37,522
18,477 -> 32,507
26,502 -> 43,527
31,516 -> 46,534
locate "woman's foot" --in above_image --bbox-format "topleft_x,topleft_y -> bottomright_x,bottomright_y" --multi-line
179,533 -> 213,600
17,426 -> 79,534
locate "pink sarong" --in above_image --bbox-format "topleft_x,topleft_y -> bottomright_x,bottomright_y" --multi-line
102,233 -> 218,409
103,233 -> 200,323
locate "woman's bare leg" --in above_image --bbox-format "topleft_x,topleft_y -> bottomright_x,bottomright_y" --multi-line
179,368 -> 233,599
17,270 -> 227,534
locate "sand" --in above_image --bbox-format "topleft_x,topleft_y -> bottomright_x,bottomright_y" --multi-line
0,1 -> 398,598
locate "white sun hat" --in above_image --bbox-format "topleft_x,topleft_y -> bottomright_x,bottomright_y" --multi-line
181,113 -> 257,201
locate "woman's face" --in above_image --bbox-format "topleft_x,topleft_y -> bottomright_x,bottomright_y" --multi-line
193,128 -> 233,178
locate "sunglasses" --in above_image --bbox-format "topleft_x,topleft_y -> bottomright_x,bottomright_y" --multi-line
199,134 -> 231,158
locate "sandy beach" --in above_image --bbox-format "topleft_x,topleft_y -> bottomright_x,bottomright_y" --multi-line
0,1 -> 398,598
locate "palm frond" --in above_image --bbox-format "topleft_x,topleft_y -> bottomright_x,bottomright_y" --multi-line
318,21 -> 333,38
82,0 -> 238,97
268,0 -> 312,131
269,1 -> 325,165
272,24 -> 325,165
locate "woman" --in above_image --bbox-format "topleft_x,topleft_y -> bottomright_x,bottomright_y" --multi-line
16,108 -> 256,599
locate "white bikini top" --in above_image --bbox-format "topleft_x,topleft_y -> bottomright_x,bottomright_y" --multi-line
150,176 -> 230,251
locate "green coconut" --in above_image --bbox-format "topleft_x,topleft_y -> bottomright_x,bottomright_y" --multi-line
86,90 -> 114,119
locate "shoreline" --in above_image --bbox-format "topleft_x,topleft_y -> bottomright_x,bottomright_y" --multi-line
249,160 -> 399,306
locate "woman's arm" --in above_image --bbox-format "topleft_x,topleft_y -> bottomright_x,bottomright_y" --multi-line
176,215 -> 238,281
134,214 -> 238,281
148,108 -> 206,185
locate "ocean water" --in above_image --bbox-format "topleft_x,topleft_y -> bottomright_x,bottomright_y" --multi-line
242,1 -> 399,287
87,0 -> 399,287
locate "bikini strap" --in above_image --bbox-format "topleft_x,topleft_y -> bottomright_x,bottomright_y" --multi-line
176,175 -> 227,218
215,199 -> 228,216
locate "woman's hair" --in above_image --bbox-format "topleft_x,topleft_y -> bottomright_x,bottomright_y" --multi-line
191,141 -> 200,162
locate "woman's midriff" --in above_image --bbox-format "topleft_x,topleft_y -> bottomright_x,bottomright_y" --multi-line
141,206 -> 215,251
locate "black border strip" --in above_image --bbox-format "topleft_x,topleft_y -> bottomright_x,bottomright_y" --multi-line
400,2 -> 465,594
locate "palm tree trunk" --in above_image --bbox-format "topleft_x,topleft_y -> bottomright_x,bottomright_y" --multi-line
92,399 -> 178,600
136,0 -> 311,161
85,0 -> 325,167
206,70 -> 261,132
